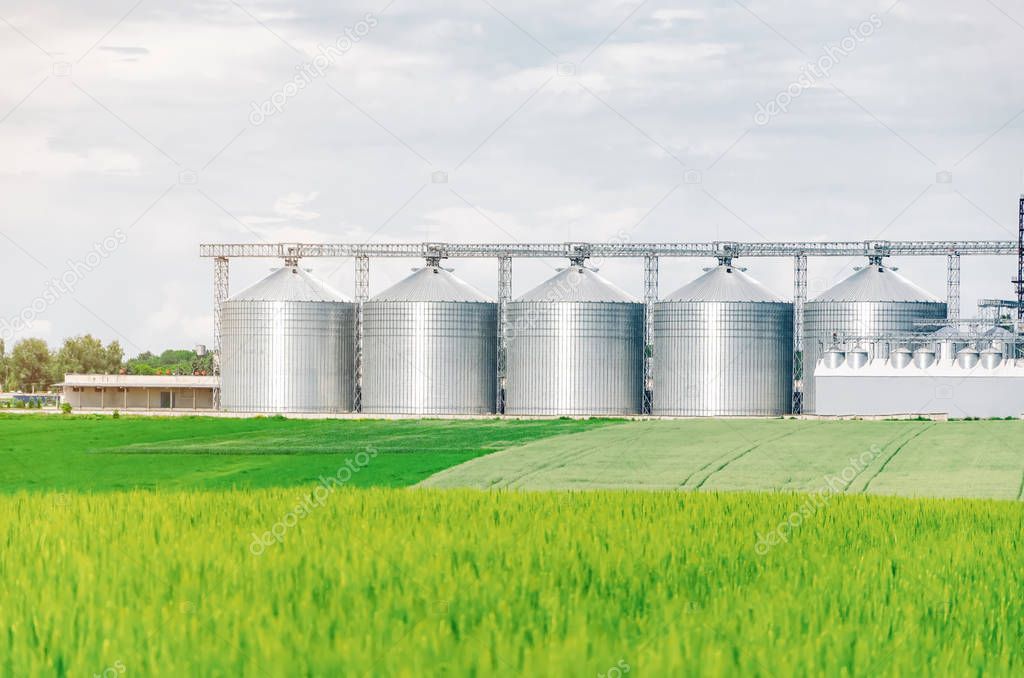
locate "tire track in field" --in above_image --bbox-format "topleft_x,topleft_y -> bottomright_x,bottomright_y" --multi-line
472,429 -> 624,489
418,433 -> 600,489
689,427 -> 806,491
676,426 -> 811,490
676,441 -> 752,490
860,423 -> 935,493
497,426 -> 651,489
833,425 -> 916,494
491,444 -> 598,488
1015,469 -> 1024,501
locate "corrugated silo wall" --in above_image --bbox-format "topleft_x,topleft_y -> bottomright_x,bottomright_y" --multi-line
504,302 -> 644,416
361,301 -> 497,415
802,300 -> 946,412
220,300 -> 356,413
652,301 -> 793,415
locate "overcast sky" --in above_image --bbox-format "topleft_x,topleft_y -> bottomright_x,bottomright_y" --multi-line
1,0 -> 1023,355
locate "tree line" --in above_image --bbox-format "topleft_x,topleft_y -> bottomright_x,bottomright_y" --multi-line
0,335 -> 215,392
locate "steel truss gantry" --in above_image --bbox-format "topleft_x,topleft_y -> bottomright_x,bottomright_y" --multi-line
201,240 -> 1016,260
202,239 -> 1015,414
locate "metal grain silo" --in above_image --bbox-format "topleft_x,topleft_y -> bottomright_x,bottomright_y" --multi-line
220,266 -> 356,413
505,265 -> 643,416
361,265 -> 497,415
653,264 -> 793,416
803,259 -> 945,412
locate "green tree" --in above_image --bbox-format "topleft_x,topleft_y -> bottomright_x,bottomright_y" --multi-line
9,339 -> 53,392
106,340 -> 124,371
52,335 -> 123,379
126,347 -> 212,375
0,339 -> 7,390
158,349 -> 193,365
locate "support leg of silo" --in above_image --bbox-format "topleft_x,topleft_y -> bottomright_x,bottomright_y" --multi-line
213,256 -> 229,410
354,255 -> 369,412
792,254 -> 807,414
643,254 -> 658,414
1017,194 -> 1024,322
497,255 -> 512,414
946,252 -> 960,324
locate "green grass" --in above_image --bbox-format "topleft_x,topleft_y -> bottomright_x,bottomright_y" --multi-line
0,414 -> 619,493
421,419 -> 1024,499
5,415 -> 1024,499
2,488 -> 1022,676
4,416 -> 1024,674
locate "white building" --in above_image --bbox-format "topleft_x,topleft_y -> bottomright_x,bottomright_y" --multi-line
57,374 -> 218,411
814,347 -> 1024,418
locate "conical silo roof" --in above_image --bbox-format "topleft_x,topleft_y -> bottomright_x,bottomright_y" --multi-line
930,325 -> 959,339
664,265 -> 785,302
371,266 -> 494,302
810,264 -> 941,303
981,326 -> 1014,339
516,267 -> 638,303
229,267 -> 351,302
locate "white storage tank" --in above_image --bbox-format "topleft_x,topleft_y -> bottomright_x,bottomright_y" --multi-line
956,346 -> 980,369
890,346 -> 913,368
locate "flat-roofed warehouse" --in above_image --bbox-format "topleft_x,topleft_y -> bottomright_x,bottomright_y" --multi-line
57,374 -> 218,411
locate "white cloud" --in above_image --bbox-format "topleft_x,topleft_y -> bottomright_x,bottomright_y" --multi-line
241,192 -> 321,229
5,319 -> 55,346
142,282 -> 213,349
596,42 -> 733,70
0,130 -> 141,177
273,191 -> 321,221
0,0 -> 1020,349
649,9 -> 706,27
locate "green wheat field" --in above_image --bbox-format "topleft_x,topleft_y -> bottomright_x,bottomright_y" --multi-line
2,414 -> 1023,676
